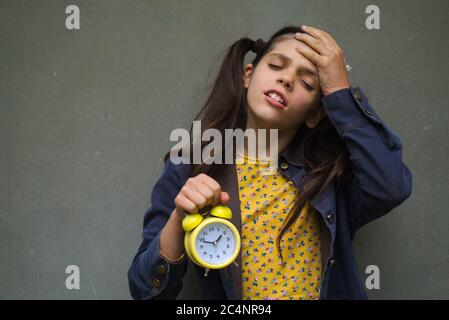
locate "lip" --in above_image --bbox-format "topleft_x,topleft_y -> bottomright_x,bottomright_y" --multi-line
264,93 -> 285,110
263,89 -> 288,109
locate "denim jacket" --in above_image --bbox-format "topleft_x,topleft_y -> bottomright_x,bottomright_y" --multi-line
127,87 -> 413,300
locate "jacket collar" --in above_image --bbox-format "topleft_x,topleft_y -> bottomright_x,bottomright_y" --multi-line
278,127 -> 306,167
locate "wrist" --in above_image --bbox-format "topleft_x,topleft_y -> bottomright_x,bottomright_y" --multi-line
170,208 -> 186,233
173,207 -> 186,220
322,85 -> 350,97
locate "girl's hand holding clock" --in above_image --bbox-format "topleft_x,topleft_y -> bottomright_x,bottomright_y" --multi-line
160,174 -> 229,262
174,173 -> 230,219
294,25 -> 351,97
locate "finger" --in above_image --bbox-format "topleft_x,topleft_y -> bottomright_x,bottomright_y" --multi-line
317,28 -> 342,51
191,179 -> 215,205
295,44 -> 325,66
301,25 -> 341,53
197,174 -> 222,205
321,32 -> 341,51
300,25 -> 327,40
181,186 -> 208,210
294,32 -> 328,55
176,194 -> 199,214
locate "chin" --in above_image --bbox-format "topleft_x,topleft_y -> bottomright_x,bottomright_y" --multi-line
251,109 -> 286,129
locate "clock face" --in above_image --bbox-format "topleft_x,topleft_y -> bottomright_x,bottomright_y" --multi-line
195,222 -> 236,265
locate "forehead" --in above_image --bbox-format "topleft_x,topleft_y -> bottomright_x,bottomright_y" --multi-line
264,37 -> 318,75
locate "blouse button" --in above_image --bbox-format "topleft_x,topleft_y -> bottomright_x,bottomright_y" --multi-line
326,212 -> 334,224
280,162 -> 289,170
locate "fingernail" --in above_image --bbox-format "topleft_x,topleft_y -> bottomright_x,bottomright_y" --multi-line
295,32 -> 301,37
301,25 -> 307,29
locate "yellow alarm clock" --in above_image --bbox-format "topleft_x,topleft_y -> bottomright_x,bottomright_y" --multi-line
182,205 -> 241,277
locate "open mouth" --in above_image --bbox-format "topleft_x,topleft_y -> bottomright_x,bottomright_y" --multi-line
263,90 -> 287,109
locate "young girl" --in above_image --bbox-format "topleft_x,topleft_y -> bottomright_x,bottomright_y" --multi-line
127,25 -> 412,300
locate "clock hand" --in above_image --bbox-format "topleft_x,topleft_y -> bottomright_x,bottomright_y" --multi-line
213,235 -> 222,245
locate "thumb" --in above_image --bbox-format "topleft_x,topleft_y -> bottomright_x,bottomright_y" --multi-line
220,191 -> 230,204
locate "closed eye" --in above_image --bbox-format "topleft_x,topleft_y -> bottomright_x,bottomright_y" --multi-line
269,64 -> 282,70
269,64 -> 314,91
302,80 -> 313,90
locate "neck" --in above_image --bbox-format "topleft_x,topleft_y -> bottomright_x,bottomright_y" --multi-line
243,121 -> 299,160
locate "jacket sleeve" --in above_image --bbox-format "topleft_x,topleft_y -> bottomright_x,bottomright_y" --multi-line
322,87 -> 413,235
127,159 -> 191,300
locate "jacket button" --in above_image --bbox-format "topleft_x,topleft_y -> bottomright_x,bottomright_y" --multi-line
353,90 -> 362,101
280,162 -> 289,170
152,278 -> 161,288
365,109 -> 373,116
326,212 -> 334,224
156,264 -> 167,275
329,259 -> 336,267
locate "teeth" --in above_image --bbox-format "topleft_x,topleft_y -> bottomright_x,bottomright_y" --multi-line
267,92 -> 284,104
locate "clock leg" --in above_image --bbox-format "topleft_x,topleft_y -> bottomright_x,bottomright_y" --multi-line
204,268 -> 210,277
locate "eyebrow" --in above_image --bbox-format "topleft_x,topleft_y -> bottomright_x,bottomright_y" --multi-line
267,53 -> 318,78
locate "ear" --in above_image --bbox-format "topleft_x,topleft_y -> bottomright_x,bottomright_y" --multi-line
242,64 -> 254,89
305,107 -> 326,129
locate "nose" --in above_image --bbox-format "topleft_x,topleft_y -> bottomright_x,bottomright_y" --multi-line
277,72 -> 294,90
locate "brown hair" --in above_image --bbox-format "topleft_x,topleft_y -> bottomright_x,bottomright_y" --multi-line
164,25 -> 352,260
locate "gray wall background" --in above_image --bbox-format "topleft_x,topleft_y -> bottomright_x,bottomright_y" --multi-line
1,0 -> 448,299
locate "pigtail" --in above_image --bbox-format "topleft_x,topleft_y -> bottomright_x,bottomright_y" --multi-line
163,38 -> 257,167
176,38 -> 259,175
196,38 -> 255,126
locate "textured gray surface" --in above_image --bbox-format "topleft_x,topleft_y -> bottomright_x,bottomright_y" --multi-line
1,0 -> 448,299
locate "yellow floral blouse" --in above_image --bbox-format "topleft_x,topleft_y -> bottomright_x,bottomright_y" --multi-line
236,153 -> 322,300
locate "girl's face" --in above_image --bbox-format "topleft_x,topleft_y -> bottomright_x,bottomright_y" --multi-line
243,36 -> 325,131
